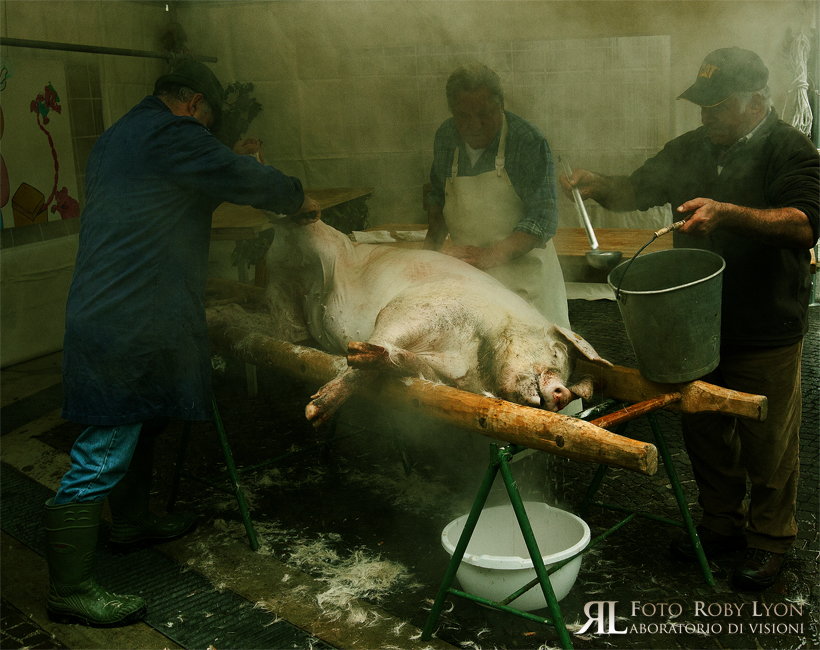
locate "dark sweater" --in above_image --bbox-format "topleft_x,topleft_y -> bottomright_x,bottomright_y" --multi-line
629,111 -> 819,347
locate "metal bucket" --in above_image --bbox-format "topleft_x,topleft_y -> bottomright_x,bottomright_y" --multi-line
607,248 -> 725,383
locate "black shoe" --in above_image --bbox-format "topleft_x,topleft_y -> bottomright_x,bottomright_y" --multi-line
670,525 -> 746,562
732,548 -> 785,591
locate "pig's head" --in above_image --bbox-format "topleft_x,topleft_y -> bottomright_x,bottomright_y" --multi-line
491,324 -> 612,412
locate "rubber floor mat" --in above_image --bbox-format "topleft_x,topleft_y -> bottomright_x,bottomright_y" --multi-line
0,462 -> 335,650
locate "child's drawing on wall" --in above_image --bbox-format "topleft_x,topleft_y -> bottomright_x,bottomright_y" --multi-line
1,58 -> 80,229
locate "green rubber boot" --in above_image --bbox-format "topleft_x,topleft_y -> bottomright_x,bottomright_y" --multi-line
108,433 -> 197,553
44,498 -> 147,627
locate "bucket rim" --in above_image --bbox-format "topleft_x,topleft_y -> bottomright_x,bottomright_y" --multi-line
606,248 -> 726,297
441,502 -> 591,570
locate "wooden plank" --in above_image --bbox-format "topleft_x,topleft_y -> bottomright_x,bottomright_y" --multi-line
552,228 -> 673,259
210,203 -> 273,240
590,393 -> 681,429
210,188 -> 374,241
208,323 -> 659,476
206,277 -> 266,305
575,359 -> 768,422
307,187 -> 373,211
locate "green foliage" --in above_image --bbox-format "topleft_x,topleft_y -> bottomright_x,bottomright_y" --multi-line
320,195 -> 371,236
230,195 -> 372,269
218,82 -> 263,148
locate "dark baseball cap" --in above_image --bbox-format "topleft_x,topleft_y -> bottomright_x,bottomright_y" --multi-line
154,60 -> 225,133
678,47 -> 769,107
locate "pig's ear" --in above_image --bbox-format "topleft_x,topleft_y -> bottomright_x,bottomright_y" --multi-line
551,325 -> 613,367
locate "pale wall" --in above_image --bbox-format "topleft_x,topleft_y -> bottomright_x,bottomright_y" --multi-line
1,0 -> 815,227
1,0 -> 170,203
176,0 -> 815,227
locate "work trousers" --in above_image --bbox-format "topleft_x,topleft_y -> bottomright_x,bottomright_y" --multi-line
681,341 -> 803,554
53,418 -> 170,504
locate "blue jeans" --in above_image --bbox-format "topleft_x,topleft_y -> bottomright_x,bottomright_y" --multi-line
53,418 -> 169,504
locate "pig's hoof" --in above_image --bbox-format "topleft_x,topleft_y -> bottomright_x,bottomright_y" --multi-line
347,341 -> 390,369
305,400 -> 333,428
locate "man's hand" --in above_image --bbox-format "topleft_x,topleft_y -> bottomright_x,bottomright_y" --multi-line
445,245 -> 501,269
675,198 -> 815,248
290,197 -> 322,225
675,198 -> 724,237
559,168 -> 638,212
233,137 -> 265,163
424,204 -> 448,251
446,232 -> 539,270
559,168 -> 601,202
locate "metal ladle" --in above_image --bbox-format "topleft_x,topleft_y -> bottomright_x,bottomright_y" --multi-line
560,157 -> 623,270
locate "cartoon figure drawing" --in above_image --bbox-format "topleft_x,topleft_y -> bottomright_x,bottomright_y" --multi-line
52,186 -> 80,220
6,79 -> 81,228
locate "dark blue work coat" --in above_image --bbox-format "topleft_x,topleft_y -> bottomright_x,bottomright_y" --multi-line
62,95 -> 305,425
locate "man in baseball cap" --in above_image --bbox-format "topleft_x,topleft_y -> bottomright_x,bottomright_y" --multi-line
153,58 -> 225,133
678,46 -> 769,107
560,47 -> 818,592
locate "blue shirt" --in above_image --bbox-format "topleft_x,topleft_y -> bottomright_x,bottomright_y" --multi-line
428,111 -> 559,244
62,95 -> 305,425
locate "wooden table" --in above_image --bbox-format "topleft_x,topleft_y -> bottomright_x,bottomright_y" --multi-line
361,225 -> 674,283
210,187 -> 374,241
553,228 -> 673,283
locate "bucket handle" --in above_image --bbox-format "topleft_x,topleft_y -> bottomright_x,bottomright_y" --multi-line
615,218 -> 688,300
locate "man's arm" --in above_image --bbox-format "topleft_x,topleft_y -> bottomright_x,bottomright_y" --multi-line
559,170 -> 639,212
423,203 -> 448,251
446,231 -> 539,269
676,198 -> 816,249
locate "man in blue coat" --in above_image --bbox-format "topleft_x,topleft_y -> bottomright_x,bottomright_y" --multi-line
47,60 -> 320,627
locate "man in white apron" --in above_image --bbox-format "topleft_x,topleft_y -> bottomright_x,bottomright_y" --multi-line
424,63 -> 569,331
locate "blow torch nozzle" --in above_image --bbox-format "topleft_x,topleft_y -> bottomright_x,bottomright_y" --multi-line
654,218 -> 688,239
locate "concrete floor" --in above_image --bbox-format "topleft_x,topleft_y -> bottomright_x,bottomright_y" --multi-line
0,353 -> 458,650
1,299 -> 818,650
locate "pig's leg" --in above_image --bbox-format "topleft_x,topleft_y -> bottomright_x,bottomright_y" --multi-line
347,341 -> 444,382
305,368 -> 378,428
567,375 -> 595,401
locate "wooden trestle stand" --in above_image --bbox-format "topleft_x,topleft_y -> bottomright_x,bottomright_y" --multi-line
189,295 -> 767,650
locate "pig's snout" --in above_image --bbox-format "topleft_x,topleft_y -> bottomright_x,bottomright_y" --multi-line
538,372 -> 572,412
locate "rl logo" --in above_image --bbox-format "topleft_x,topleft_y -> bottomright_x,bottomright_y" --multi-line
576,601 -> 627,635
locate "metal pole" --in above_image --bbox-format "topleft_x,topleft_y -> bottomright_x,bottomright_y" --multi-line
421,446 -> 501,642
499,454 -> 574,650
2,37 -> 217,63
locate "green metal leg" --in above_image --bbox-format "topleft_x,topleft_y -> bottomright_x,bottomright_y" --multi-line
578,422 -> 629,518
391,427 -> 412,478
499,454 -> 573,650
421,447 -> 501,641
578,464 -> 608,519
166,420 -> 192,513
421,445 -> 574,650
647,412 -> 714,585
211,396 -> 259,551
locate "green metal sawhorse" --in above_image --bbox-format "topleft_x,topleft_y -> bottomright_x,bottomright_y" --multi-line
421,399 -> 713,650
166,395 -> 347,551
166,396 -> 260,549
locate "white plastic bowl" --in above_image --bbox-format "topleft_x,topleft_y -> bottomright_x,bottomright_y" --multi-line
441,502 -> 590,611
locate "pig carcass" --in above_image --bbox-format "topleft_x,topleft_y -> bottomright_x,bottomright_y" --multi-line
264,219 -> 612,426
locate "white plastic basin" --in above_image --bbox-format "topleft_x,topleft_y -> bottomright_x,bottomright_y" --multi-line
441,502 -> 590,611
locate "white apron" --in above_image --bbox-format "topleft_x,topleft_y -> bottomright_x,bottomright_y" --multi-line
443,115 -> 570,329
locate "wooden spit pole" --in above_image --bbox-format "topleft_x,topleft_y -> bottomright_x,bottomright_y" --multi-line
209,324 -> 659,477
574,359 -> 768,422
